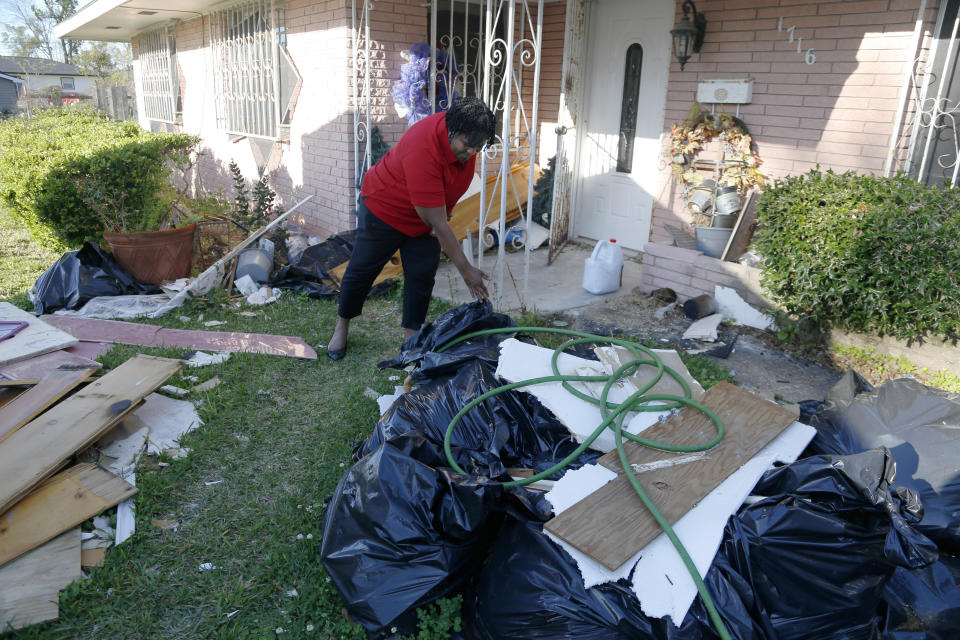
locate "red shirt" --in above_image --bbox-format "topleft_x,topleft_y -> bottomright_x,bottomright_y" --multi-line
361,112 -> 477,236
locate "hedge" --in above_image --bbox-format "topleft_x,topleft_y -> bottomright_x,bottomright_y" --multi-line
0,108 -> 198,250
753,170 -> 960,342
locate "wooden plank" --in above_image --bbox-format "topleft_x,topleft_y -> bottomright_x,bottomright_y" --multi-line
0,527 -> 80,631
0,463 -> 136,568
80,547 -> 106,568
327,163 -> 539,286
0,354 -> 181,514
0,388 -> 26,409
720,189 -> 759,263
0,379 -> 39,387
0,366 -> 98,443
40,316 -> 317,360
0,303 -> 78,367
0,348 -> 101,381
544,382 -> 797,570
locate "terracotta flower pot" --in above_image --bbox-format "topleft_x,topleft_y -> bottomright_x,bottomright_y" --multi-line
104,223 -> 197,285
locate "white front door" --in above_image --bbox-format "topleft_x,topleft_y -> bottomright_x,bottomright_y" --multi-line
574,0 -> 673,250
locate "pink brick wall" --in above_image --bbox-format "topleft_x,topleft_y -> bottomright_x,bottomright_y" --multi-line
650,0 -> 938,244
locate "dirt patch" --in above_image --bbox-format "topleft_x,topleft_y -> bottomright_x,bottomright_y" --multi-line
546,288 -> 844,404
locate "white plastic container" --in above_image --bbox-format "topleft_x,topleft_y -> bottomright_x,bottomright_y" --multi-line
582,238 -> 623,295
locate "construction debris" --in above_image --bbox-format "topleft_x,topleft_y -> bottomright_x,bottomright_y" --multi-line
681,312 -> 723,341
41,315 -> 317,360
322,302 -> 957,639
0,347 -> 204,629
0,303 -> 78,367
714,285 -> 775,330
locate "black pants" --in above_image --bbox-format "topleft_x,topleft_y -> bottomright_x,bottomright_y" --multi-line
338,198 -> 441,330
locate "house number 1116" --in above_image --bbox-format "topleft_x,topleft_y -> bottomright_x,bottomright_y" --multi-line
778,17 -> 816,65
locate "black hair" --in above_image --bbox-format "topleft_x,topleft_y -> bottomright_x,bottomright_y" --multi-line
446,97 -> 496,148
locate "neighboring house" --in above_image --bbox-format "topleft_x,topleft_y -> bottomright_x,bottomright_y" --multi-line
0,73 -> 23,112
0,56 -> 97,98
54,0 -> 960,300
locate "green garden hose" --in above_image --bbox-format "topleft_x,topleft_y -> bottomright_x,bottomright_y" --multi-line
437,327 -> 732,640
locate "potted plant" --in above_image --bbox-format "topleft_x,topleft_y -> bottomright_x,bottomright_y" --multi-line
77,136 -> 202,284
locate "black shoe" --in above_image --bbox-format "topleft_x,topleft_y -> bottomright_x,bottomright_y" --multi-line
327,347 -> 346,361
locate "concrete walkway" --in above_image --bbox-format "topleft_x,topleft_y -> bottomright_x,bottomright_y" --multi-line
432,241 -> 644,313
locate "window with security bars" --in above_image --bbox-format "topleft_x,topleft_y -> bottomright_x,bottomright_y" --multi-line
139,26 -> 177,123
210,0 -> 296,140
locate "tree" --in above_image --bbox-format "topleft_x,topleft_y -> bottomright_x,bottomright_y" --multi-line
0,3 -> 55,59
31,0 -> 80,63
74,42 -> 115,79
0,0 -> 79,62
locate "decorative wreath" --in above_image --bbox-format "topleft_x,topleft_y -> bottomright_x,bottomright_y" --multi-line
667,103 -> 765,193
391,43 -> 461,127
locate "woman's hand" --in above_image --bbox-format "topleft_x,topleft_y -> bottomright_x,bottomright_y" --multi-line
459,264 -> 490,301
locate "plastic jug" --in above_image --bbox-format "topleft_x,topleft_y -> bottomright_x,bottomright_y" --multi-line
582,238 -> 623,295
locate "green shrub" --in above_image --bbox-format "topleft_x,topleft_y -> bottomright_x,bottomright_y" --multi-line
753,170 -> 960,342
0,108 -> 198,249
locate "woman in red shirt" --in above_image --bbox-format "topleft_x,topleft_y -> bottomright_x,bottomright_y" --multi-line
326,97 -> 495,360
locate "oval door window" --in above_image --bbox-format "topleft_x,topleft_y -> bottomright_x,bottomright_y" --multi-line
617,43 -> 643,173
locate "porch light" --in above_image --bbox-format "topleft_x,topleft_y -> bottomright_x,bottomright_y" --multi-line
670,0 -> 706,71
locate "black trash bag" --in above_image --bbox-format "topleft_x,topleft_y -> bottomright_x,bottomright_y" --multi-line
378,301 -> 516,374
320,431 -> 551,639
356,358 -> 600,478
720,449 -> 938,640
268,231 -> 392,299
31,241 -> 160,315
464,518 -> 761,640
804,371 -> 960,553
881,554 -> 960,639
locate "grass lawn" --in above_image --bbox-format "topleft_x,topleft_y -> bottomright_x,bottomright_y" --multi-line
0,207 -> 423,638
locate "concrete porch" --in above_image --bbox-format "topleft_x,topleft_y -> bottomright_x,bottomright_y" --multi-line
432,241 -> 644,314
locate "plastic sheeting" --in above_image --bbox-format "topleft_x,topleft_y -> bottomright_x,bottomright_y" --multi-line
30,242 -> 160,315
466,449 -> 937,640
805,372 -> 960,553
321,432 -> 551,639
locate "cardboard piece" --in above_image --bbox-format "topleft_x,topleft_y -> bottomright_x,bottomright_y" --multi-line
40,315 -> 317,360
0,527 -> 80,631
0,303 -> 78,367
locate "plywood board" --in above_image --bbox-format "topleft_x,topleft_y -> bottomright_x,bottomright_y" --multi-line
0,303 -> 78,367
720,190 -> 758,263
40,316 -> 317,360
0,365 -> 98,443
544,382 -> 797,570
0,348 -> 101,381
0,354 -> 180,514
0,464 -> 135,568
0,527 -> 80,631
328,163 -> 539,286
